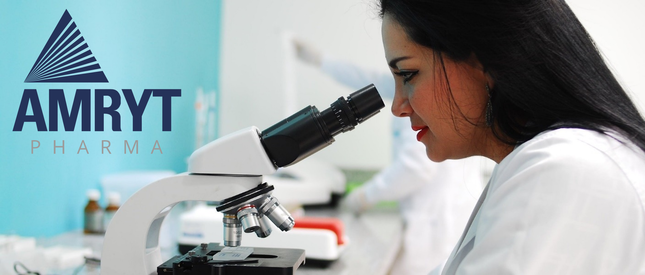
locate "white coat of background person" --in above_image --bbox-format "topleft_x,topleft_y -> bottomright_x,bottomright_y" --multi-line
293,38 -> 484,275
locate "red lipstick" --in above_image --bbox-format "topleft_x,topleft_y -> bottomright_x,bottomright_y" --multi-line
412,126 -> 429,141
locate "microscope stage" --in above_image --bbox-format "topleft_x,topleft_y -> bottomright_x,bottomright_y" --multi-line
157,243 -> 305,275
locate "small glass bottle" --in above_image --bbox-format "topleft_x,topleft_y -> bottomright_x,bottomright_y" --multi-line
104,192 -> 121,231
84,189 -> 104,234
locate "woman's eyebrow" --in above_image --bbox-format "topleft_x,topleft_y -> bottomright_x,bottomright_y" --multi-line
388,56 -> 412,69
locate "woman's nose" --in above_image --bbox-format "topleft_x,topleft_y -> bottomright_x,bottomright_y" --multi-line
391,91 -> 411,118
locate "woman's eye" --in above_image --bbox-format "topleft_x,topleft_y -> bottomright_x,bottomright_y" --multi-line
394,70 -> 418,84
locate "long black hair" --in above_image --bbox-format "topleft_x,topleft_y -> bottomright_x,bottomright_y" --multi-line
379,0 -> 645,152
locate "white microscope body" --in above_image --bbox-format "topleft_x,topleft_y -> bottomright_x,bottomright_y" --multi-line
101,127 -> 278,275
100,84 -> 384,275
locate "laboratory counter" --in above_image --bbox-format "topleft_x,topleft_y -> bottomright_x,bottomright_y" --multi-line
37,206 -> 403,275
298,207 -> 402,275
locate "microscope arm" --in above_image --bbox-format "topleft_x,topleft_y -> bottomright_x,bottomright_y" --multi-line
101,174 -> 262,275
101,127 -> 275,275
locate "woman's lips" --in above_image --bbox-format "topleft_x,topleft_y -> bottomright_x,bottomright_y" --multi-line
412,126 -> 429,141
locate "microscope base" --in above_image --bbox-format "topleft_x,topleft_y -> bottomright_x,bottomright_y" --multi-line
157,243 -> 305,275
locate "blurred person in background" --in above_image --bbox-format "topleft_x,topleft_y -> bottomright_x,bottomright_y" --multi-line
294,38 -> 484,275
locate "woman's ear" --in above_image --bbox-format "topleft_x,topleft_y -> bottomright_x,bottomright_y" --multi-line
466,52 -> 493,88
485,72 -> 495,89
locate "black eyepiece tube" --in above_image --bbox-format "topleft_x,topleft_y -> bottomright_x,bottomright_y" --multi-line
260,84 -> 385,168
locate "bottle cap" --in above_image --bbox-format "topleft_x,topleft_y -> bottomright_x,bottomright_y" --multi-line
87,189 -> 100,201
107,192 -> 121,205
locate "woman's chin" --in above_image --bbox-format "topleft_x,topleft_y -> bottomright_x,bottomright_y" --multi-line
425,149 -> 447,163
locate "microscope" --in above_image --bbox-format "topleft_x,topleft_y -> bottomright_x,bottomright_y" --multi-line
100,84 -> 385,275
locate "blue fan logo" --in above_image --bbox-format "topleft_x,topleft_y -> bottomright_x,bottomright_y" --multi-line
24,10 -> 108,83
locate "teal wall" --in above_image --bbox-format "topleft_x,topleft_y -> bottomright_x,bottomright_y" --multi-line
0,1 -> 222,237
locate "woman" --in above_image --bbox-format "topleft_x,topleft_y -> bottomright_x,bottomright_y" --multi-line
379,0 -> 645,274
293,37 -> 484,274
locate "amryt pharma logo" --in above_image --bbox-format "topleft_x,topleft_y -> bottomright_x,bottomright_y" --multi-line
13,10 -> 181,154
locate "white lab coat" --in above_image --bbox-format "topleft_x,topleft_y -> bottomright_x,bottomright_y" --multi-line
436,128 -> 645,275
321,54 -> 484,274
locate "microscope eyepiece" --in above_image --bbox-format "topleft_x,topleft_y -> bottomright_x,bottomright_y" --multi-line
348,84 -> 387,123
320,84 -> 385,136
260,84 -> 384,168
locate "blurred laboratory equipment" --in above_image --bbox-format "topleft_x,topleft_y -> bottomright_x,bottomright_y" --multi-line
103,193 -> 120,230
282,31 -> 298,116
84,189 -> 103,234
195,87 -> 219,150
265,157 -> 346,206
0,234 -> 93,274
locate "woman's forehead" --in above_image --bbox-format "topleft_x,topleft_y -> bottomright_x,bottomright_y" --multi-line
383,16 -> 413,56
382,15 -> 434,66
